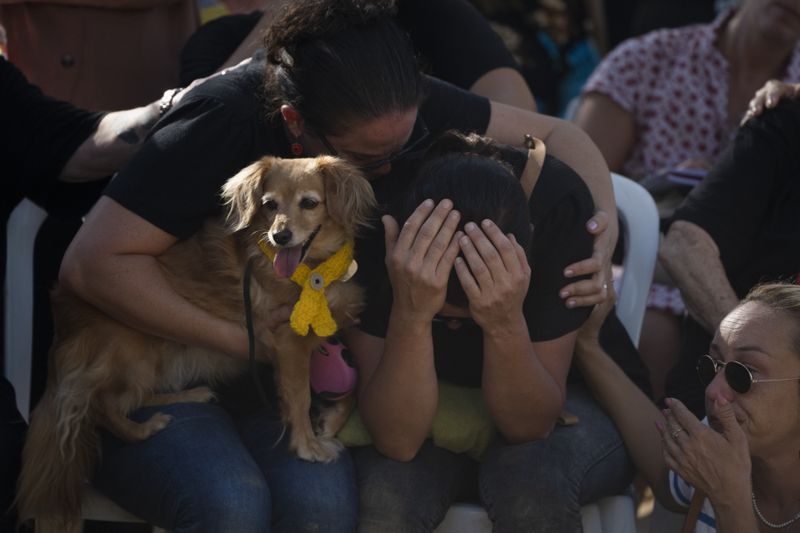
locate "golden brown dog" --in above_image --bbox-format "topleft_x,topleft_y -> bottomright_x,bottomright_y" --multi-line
17,155 -> 376,525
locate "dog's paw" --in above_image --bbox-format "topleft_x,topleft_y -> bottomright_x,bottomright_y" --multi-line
181,386 -> 216,403
292,435 -> 344,463
140,412 -> 173,439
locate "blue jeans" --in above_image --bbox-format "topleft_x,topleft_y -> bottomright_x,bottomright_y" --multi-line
93,402 -> 357,533
353,385 -> 634,533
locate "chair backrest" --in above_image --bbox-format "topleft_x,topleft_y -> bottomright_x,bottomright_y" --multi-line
610,172 -> 659,347
4,198 -> 48,422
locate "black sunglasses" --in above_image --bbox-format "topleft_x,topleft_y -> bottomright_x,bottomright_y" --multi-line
696,354 -> 800,394
316,118 -> 429,171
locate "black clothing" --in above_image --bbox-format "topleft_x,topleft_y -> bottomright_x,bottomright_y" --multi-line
664,100 -> 800,416
106,60 -> 490,240
2,57 -> 104,211
1,57 -> 104,531
179,0 -> 519,90
357,154 -> 595,387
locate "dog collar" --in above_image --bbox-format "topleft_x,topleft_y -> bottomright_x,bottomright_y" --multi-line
257,238 -> 355,337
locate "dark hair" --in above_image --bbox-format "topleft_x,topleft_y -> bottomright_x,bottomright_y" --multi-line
391,132 -> 533,307
263,0 -> 423,136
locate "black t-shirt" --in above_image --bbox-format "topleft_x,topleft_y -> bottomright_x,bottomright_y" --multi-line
179,0 -> 519,90
2,57 -> 104,208
664,100 -> 800,415
356,154 -> 595,387
669,100 -> 800,295
104,60 -> 491,240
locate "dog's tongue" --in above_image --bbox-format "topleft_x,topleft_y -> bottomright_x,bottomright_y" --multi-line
273,246 -> 304,278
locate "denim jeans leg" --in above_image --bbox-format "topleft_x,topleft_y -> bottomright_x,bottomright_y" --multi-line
479,384 -> 634,533
237,407 -> 359,533
93,402 -> 270,533
353,441 -> 475,533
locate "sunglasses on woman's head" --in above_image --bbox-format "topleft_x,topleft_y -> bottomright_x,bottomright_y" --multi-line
696,354 -> 800,394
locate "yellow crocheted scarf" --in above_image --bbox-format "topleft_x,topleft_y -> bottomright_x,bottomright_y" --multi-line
258,238 -> 355,337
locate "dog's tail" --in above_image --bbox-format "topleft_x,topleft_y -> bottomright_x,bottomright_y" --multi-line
16,345 -> 103,526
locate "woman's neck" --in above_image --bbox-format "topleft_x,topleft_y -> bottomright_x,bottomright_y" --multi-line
751,454 -> 800,512
719,10 -> 794,79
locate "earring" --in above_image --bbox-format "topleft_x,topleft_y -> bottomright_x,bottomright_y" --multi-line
291,142 -> 303,156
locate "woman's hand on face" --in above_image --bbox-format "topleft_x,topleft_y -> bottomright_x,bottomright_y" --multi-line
383,199 -> 462,321
658,396 -> 751,505
455,219 -> 531,333
742,79 -> 800,125
560,210 -> 616,309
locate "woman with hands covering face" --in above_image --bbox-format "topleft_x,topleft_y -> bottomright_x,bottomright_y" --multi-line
575,282 -> 800,532
346,132 -> 637,532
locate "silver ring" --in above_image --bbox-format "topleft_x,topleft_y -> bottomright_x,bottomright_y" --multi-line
602,282 -> 608,291
671,427 -> 684,439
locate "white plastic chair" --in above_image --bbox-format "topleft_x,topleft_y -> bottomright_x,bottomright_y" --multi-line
433,173 -> 659,533
3,198 -> 158,532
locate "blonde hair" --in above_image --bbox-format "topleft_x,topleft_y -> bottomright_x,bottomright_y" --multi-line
741,282 -> 800,355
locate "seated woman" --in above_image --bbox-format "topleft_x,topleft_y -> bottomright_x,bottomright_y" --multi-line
573,0 -> 800,400
575,282 -> 800,532
345,132 -> 646,532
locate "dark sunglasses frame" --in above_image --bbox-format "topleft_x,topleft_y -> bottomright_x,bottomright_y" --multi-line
696,353 -> 800,394
315,118 -> 429,171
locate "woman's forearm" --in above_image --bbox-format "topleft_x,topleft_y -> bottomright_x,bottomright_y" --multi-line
59,101 -> 160,182
660,221 -> 739,333
481,317 -> 563,442
357,310 -> 439,461
59,198 -> 251,359
61,248 -> 250,358
574,335 -> 678,508
486,101 -> 617,221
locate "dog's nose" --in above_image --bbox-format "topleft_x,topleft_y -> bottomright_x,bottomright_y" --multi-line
272,229 -> 292,246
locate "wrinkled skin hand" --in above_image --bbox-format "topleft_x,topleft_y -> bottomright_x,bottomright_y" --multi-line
561,210 -> 617,309
454,219 -> 530,332
383,199 -> 462,321
742,79 -> 800,125
658,396 -> 751,506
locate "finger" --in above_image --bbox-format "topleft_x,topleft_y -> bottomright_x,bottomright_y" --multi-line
459,226 -> 493,289
425,209 -> 460,264
454,255 -> 480,300
665,397 -> 705,435
708,395 -> 745,444
436,230 -> 462,279
586,210 -> 610,235
394,199 -> 435,251
267,305 -> 293,328
479,219 -> 519,274
561,276 -> 608,308
411,199 -> 455,257
564,257 -> 602,279
382,215 -> 400,256
465,222 -> 503,272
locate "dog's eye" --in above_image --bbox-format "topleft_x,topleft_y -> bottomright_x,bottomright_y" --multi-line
264,199 -> 278,210
299,198 -> 319,210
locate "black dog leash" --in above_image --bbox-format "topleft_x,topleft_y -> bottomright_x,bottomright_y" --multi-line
243,257 -> 271,407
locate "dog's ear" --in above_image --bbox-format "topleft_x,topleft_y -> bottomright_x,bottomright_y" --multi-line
317,156 -> 377,234
220,157 -> 274,233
